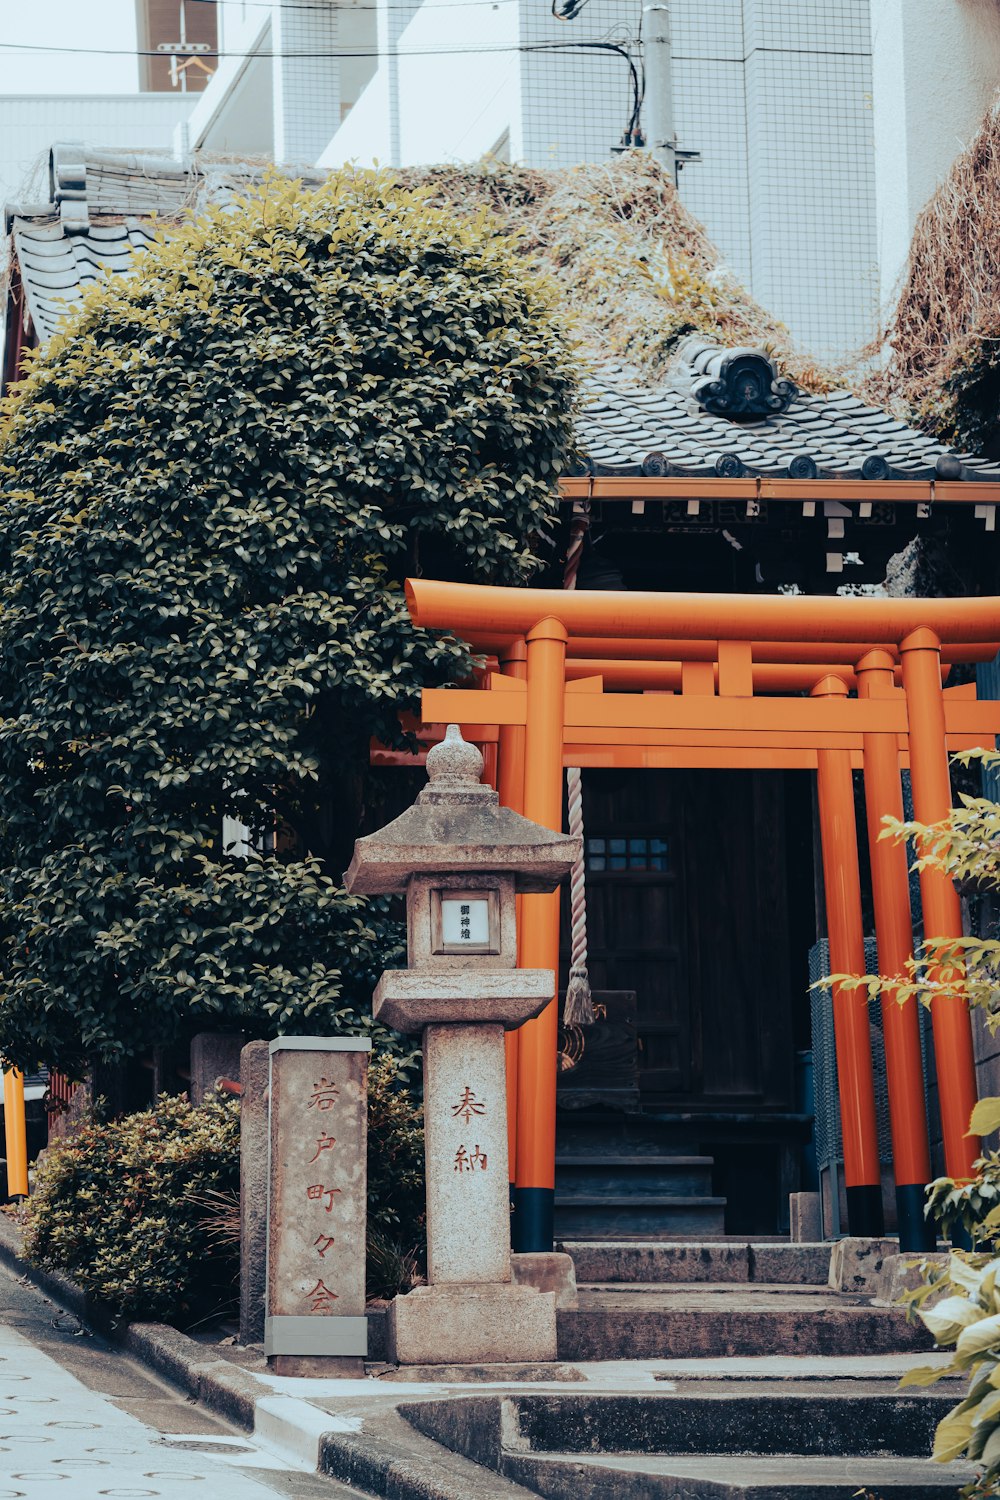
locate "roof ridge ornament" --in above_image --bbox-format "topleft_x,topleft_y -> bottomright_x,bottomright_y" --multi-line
49,142 -> 89,234
681,337 -> 798,419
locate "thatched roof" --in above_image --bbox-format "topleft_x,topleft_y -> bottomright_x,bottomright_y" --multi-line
9,145 -> 1000,491
400,155 -> 829,394
868,99 -> 1000,454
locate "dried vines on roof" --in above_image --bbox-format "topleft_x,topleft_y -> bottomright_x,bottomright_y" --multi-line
867,100 -> 1000,452
401,153 -> 828,392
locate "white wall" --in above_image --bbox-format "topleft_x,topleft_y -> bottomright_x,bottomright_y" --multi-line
871,0 -> 1000,316
0,94 -> 194,214
183,14 -> 272,155
744,0 -> 877,361
186,1 -> 375,163
317,67 -> 394,169
272,0 -> 340,164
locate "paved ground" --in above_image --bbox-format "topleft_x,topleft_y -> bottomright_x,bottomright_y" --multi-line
0,1262 -> 366,1500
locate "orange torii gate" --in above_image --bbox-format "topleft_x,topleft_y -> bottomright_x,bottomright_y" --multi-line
402,579 -> 1000,1252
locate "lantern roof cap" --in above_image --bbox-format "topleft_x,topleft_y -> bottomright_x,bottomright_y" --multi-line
344,725 -> 579,895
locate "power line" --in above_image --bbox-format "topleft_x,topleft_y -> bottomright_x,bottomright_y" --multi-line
0,37 -> 639,61
183,0 -> 528,11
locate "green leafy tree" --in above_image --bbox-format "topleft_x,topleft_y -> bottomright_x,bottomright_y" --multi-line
0,169 -> 575,1074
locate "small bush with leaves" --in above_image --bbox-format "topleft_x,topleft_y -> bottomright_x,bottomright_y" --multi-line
366,1052 -> 425,1293
23,1093 -> 240,1323
24,1062 -> 428,1320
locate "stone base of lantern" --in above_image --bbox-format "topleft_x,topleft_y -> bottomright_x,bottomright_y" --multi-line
386,1283 -> 558,1366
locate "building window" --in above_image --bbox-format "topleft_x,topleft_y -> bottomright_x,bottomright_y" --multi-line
585,837 -> 669,872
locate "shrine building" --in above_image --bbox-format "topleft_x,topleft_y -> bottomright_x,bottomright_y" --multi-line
6,148 -> 1000,1255
374,343 -> 1000,1256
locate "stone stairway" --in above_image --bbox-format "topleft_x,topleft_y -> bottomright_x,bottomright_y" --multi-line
335,1240 -> 962,1500
389,1240 -> 958,1496
554,1115 -> 727,1238
555,1155 -> 726,1238
402,1386 -> 969,1498
555,1240 -> 931,1360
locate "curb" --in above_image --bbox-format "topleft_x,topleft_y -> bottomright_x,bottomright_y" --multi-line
0,1213 -> 517,1497
0,1212 -> 261,1429
319,1404 -> 539,1500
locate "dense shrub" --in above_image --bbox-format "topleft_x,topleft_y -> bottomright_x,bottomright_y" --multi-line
0,168 -> 575,1075
25,1063 -> 428,1319
367,1050 -> 422,1272
24,1093 -> 240,1322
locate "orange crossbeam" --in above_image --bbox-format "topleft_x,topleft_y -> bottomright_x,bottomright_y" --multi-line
420,685 -> 1000,740
492,636 -> 998,664
559,475 -> 1000,506
407,578 -> 1000,646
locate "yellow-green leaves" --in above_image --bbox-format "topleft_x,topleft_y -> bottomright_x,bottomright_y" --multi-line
971,1099 -> 1000,1138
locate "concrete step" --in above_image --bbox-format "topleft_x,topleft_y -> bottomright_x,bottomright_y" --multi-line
556,1288 -> 933,1359
562,1240 -> 832,1285
554,1195 -> 727,1239
402,1391 -> 964,1500
504,1451 -> 968,1498
503,1389 -> 950,1457
556,1155 -> 715,1196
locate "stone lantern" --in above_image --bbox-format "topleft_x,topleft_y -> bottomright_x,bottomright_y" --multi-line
345,724 -> 579,1365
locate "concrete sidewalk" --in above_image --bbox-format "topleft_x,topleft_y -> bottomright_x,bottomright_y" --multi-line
0,1215 -> 965,1499
0,1255 -> 368,1500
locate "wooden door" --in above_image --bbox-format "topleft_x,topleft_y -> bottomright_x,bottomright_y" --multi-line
564,769 -> 795,1108
571,770 -> 690,1093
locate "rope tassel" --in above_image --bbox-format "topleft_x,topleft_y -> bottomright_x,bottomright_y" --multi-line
564,764 -> 594,1025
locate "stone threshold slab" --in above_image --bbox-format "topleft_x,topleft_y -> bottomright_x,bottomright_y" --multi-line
510,1450 -> 972,1497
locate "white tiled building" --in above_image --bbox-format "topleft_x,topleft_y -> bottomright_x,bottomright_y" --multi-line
0,94 -> 194,220
174,0 -> 1000,361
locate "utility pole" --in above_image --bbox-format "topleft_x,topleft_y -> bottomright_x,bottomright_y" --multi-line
642,2 -> 677,179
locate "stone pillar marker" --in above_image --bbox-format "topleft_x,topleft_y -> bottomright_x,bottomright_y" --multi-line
265,1036 -> 370,1376
345,724 -> 580,1365
239,1039 -> 269,1346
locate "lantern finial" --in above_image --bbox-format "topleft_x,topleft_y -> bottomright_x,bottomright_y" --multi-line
425,723 -> 484,787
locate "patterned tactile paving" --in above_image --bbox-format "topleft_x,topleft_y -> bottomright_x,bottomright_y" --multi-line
0,1326 -> 291,1500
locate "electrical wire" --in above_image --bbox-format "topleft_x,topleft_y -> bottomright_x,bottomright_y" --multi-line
551,0 -> 593,18
0,36 -> 625,63
184,0 -> 525,10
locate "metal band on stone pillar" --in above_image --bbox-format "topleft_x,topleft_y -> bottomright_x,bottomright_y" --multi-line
900,628 -> 980,1183
812,675 -> 885,1237
856,650 -> 935,1251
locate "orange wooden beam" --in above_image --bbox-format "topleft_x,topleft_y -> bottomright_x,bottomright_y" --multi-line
514,619 -> 567,1252
856,650 -> 934,1248
813,677 -> 883,1233
497,640 -> 527,1192
501,636 -> 998,665
408,579 -> 1000,647
558,475 -> 1000,506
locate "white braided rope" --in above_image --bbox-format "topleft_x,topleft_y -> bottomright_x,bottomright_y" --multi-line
562,505 -> 594,1026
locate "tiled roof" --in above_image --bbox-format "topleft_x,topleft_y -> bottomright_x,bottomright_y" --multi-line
577,343 -> 1000,483
7,147 -> 1000,486
10,213 -> 162,342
